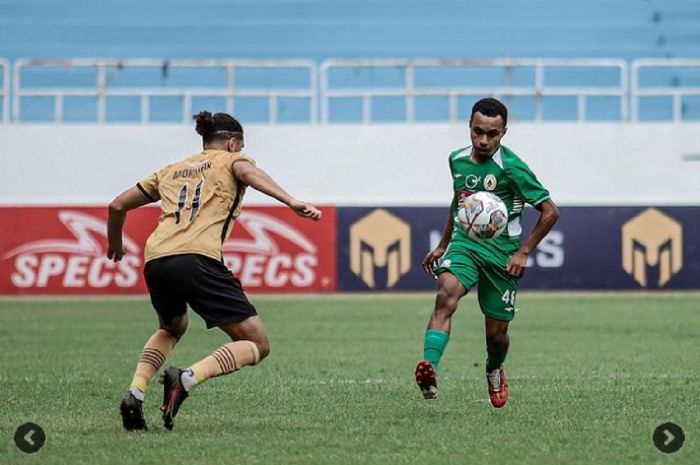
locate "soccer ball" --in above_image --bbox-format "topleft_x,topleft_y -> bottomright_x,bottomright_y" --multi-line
457,191 -> 508,240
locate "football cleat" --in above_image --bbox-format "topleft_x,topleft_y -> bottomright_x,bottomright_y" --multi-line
120,391 -> 148,431
486,366 -> 509,408
160,367 -> 189,430
415,360 -> 438,399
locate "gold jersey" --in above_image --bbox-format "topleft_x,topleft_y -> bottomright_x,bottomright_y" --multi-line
137,149 -> 254,262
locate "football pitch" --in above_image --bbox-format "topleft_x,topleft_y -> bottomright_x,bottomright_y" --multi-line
1,292 -> 698,465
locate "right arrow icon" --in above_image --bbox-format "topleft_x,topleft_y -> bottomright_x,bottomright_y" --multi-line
653,422 -> 685,454
663,429 -> 675,447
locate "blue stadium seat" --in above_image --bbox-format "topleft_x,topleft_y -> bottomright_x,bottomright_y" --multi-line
1,0 -> 698,122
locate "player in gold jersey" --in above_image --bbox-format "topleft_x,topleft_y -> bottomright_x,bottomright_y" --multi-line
108,111 -> 321,431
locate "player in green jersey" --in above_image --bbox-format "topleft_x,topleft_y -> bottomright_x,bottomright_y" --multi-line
415,98 -> 559,407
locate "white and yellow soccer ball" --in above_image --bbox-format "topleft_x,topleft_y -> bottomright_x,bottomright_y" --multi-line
457,191 -> 508,240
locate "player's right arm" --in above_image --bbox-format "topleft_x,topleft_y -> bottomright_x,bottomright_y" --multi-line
422,194 -> 456,275
107,185 -> 157,262
232,160 -> 321,220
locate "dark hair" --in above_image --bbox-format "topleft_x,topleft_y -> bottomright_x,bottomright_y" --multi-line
193,111 -> 244,143
470,98 -> 508,126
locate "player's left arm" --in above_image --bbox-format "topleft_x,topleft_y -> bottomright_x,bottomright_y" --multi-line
107,186 -> 156,262
506,199 -> 559,277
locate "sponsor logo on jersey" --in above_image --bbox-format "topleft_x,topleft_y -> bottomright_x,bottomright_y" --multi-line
2,211 -> 141,289
465,174 -> 481,190
484,174 -> 497,191
222,211 -> 322,289
621,208 -> 683,287
349,209 -> 411,289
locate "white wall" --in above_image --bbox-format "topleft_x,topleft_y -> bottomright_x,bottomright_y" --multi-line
1,124 -> 699,206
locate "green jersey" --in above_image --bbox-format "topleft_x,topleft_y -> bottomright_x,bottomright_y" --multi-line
448,144 -> 550,258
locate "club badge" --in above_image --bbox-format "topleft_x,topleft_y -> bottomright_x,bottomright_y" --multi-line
484,174 -> 497,191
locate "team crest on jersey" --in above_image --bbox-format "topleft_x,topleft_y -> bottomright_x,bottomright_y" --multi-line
484,174 -> 497,191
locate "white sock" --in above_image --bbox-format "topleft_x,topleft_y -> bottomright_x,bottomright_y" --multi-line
486,368 -> 501,391
181,369 -> 197,392
129,387 -> 145,402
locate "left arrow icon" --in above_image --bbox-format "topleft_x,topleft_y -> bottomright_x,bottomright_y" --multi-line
23,430 -> 36,446
14,422 -> 45,453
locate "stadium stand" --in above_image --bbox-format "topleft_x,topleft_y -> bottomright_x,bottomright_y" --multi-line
0,0 -> 698,122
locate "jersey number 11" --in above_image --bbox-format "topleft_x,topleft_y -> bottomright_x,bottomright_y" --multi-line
175,180 -> 204,225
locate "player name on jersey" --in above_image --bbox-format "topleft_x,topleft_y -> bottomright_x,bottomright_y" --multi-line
172,161 -> 213,180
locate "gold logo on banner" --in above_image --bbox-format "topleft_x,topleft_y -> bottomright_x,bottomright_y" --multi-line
350,209 -> 411,288
621,208 -> 683,287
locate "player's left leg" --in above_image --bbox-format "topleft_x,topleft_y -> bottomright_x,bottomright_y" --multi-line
477,264 -> 517,408
484,317 -> 510,408
128,313 -> 188,396
121,265 -> 189,432
121,314 -> 187,431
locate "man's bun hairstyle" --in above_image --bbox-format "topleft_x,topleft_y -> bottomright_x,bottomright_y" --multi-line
194,110 -> 216,137
193,110 -> 244,143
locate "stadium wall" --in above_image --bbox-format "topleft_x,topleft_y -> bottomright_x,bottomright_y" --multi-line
1,124 -> 699,205
1,124 -> 698,294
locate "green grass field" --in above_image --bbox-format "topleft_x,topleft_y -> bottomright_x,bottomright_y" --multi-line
1,293 -> 698,465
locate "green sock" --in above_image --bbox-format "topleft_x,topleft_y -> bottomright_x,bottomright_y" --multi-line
423,329 -> 449,371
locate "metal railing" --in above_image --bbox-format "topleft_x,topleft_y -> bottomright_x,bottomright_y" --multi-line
320,59 -> 628,123
631,59 -> 700,122
12,59 -> 318,123
4,58 -> 700,123
0,59 -> 9,123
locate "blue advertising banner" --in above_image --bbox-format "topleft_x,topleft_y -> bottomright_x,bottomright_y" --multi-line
336,206 -> 700,291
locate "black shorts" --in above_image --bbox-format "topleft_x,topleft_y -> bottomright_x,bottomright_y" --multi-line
144,254 -> 257,329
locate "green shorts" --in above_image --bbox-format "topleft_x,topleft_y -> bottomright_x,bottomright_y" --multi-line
436,242 -> 518,322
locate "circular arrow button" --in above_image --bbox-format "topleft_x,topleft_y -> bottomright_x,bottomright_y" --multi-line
14,422 -> 46,454
653,422 -> 684,454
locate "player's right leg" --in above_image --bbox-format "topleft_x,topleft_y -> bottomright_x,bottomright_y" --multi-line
159,254 -> 264,429
182,315 -> 269,389
161,316 -> 269,430
415,272 -> 467,399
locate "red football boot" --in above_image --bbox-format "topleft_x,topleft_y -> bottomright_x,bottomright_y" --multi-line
415,360 -> 438,399
486,366 -> 509,408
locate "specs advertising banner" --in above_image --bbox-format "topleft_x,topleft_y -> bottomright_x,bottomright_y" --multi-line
1,205 -> 697,294
0,206 -> 337,294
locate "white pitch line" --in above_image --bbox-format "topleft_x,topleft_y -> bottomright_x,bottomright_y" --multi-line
289,373 -> 696,386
